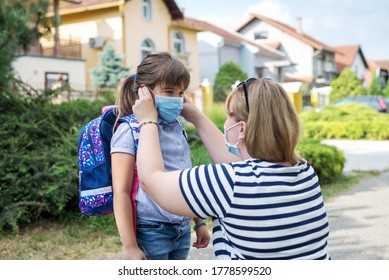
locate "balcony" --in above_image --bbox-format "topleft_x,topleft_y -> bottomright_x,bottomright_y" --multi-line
19,36 -> 82,60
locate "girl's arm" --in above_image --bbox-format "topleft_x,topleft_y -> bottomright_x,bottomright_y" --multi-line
112,152 -> 146,260
181,95 -> 239,163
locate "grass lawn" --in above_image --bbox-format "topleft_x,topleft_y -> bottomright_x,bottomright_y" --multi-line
0,171 -> 377,260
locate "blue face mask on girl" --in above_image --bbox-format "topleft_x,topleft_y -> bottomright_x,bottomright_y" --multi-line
223,122 -> 242,157
155,95 -> 184,123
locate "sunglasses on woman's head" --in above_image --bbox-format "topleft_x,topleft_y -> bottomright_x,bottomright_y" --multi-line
236,78 -> 256,112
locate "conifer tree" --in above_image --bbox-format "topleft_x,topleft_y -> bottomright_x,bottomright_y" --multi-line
0,0 -> 49,89
91,44 -> 130,90
214,61 -> 247,102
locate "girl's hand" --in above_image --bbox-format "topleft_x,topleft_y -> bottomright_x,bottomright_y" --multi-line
192,225 -> 211,249
122,244 -> 147,260
133,86 -> 158,123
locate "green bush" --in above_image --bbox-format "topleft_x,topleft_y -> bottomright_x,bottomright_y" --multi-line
301,104 -> 389,140
0,90 -> 113,232
329,67 -> 366,102
297,140 -> 345,184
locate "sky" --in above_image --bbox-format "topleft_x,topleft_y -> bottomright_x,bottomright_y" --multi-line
175,0 -> 389,61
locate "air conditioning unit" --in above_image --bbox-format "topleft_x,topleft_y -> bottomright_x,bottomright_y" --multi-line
89,36 -> 105,48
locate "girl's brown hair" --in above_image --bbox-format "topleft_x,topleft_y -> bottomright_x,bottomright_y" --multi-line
116,52 -> 190,117
226,78 -> 302,165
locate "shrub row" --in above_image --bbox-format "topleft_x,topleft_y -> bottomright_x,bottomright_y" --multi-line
301,104 -> 389,140
0,91 -> 113,232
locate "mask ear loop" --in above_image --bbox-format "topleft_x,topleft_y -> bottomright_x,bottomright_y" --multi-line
225,122 -> 243,147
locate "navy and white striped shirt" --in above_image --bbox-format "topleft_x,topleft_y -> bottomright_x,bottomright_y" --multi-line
179,159 -> 330,260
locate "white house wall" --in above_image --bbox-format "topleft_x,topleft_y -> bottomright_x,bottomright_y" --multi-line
240,44 -> 256,78
12,56 -> 86,91
240,19 -> 314,78
220,44 -> 240,66
352,53 -> 368,80
198,32 -> 223,85
198,32 -> 244,85
198,40 -> 219,85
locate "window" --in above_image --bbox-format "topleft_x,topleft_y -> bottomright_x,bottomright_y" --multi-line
173,31 -> 185,54
142,0 -> 152,20
254,31 -> 268,40
45,72 -> 69,90
141,39 -> 155,59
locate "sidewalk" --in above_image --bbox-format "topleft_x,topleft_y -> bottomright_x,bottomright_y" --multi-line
325,171 -> 389,259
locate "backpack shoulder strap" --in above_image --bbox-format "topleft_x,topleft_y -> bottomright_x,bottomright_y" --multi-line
118,114 -> 140,154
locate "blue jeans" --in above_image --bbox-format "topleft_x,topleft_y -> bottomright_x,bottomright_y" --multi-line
136,218 -> 191,260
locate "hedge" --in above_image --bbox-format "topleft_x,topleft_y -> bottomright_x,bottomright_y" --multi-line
301,104 -> 389,140
0,90 -> 113,232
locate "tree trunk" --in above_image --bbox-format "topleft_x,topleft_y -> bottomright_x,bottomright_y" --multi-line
53,0 -> 60,56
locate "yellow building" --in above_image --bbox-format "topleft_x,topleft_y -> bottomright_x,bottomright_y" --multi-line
46,0 -> 203,93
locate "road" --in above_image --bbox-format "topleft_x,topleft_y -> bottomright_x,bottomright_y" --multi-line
188,140 -> 389,260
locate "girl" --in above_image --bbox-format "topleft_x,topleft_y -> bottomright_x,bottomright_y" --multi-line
111,52 -> 209,260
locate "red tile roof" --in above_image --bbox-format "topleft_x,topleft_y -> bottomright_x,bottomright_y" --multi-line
57,0 -> 183,19
334,44 -> 368,72
173,17 -> 284,57
370,60 -> 389,71
236,13 -> 336,53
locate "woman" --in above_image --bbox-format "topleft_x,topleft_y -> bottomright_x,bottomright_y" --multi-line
133,78 -> 330,260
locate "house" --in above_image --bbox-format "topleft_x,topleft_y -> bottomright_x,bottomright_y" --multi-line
366,60 -> 389,89
333,44 -> 369,83
236,13 -> 338,87
13,0 -> 203,99
180,18 -> 287,86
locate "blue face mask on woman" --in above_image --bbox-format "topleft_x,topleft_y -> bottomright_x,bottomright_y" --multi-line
223,122 -> 242,157
155,95 -> 184,123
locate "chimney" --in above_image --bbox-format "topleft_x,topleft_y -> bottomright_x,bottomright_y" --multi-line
296,17 -> 302,34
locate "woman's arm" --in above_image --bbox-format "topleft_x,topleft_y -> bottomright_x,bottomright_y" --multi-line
111,152 -> 146,260
181,95 -> 239,163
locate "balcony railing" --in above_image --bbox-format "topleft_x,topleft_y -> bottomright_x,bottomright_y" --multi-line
19,36 -> 82,60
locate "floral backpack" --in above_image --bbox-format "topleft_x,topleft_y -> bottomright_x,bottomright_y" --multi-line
77,106 -> 139,225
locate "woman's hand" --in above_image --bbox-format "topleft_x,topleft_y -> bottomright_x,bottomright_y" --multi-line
180,94 -> 204,125
133,86 -> 158,123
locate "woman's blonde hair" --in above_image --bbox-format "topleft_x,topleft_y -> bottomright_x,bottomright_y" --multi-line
116,52 -> 190,117
226,78 -> 302,165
